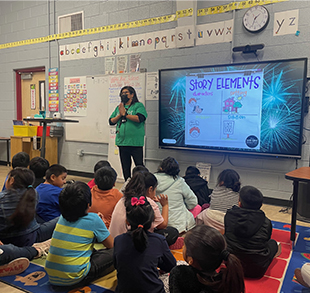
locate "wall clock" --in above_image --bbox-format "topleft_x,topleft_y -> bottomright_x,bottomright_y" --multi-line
243,5 -> 270,33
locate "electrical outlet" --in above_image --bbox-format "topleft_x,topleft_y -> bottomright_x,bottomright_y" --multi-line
77,149 -> 84,157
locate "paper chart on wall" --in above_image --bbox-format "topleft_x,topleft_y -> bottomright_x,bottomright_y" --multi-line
64,76 -> 87,117
105,57 -> 115,74
65,75 -> 109,143
146,72 -> 159,100
117,55 -> 128,73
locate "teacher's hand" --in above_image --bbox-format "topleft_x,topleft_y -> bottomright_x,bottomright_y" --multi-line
118,103 -> 126,116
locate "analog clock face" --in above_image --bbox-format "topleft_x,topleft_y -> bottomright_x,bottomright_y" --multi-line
243,5 -> 269,33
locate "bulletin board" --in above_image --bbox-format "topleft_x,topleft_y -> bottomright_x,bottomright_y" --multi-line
64,73 -> 146,144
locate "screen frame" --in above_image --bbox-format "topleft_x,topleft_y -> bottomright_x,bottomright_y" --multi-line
158,57 -> 308,159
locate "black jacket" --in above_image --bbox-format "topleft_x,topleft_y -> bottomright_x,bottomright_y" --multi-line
224,205 -> 274,278
183,174 -> 210,206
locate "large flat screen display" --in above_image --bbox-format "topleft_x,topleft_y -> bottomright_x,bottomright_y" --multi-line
159,58 -> 307,158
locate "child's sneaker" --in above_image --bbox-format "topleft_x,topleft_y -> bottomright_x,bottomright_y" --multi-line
0,258 -> 29,277
169,237 -> 184,250
275,242 -> 282,258
32,239 -> 52,258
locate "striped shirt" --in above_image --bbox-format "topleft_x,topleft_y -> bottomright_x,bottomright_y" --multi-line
45,213 -> 110,286
210,186 -> 239,213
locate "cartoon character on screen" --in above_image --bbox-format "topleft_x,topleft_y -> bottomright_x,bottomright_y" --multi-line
189,127 -> 200,138
189,98 -> 203,114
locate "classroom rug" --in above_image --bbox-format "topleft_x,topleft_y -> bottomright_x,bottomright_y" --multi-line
0,221 -> 310,293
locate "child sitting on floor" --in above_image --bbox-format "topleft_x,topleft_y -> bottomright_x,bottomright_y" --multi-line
155,157 -> 198,233
113,196 -> 176,293
2,151 -> 30,191
87,160 -> 111,189
196,169 -> 241,233
224,185 -> 281,278
88,166 -> 123,229
169,225 -> 244,293
29,157 -> 50,188
109,171 -> 179,246
183,166 -> 211,206
45,181 -> 114,287
36,164 -> 67,222
120,165 -> 149,192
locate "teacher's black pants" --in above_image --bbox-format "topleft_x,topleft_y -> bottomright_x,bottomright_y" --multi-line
119,146 -> 144,181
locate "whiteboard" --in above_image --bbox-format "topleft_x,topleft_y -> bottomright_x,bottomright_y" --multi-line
65,75 -> 109,143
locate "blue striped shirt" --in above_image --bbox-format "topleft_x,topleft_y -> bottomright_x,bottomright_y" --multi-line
45,213 -> 110,286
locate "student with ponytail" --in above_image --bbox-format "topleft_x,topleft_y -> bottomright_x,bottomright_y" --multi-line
196,169 -> 241,233
113,196 -> 176,293
169,225 -> 244,293
110,171 -> 179,246
0,168 -> 58,276
0,167 -> 58,246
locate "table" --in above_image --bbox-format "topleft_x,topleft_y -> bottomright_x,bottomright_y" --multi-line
23,118 -> 78,158
285,167 -> 310,248
0,137 -> 10,166
11,136 -> 58,165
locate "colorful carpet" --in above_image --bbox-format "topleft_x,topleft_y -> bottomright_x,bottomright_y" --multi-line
1,221 -> 310,292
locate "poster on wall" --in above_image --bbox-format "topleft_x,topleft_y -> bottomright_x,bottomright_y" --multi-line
105,57 -> 115,74
130,54 -> 141,72
48,68 -> 59,112
64,76 -> 88,117
30,84 -> 36,110
116,55 -> 128,74
146,72 -> 159,100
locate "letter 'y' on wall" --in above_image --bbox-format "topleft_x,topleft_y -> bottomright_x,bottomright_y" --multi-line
273,9 -> 299,36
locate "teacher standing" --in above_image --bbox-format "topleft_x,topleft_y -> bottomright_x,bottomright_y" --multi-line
109,86 -> 147,181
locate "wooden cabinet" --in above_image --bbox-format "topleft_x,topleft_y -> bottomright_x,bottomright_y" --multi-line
10,136 -> 58,165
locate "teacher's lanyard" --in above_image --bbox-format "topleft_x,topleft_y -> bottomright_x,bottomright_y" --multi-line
118,104 -> 132,129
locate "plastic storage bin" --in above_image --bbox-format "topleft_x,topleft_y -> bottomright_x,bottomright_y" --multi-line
37,126 -> 50,137
13,125 -> 37,137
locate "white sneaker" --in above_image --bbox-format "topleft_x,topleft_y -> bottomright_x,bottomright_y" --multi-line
0,258 -> 29,277
32,239 -> 52,259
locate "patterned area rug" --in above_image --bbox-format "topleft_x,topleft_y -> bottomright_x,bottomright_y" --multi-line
0,221 -> 309,293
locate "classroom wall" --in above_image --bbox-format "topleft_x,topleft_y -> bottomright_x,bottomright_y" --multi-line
0,0 -> 310,201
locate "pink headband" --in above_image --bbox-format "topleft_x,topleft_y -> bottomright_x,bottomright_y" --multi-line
131,196 -> 145,206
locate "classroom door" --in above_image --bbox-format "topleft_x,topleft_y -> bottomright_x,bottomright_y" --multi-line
21,71 -> 45,120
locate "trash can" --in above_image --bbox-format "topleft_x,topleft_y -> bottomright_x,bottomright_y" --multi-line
297,181 -> 310,218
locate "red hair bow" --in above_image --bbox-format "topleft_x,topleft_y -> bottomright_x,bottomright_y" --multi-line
131,196 -> 145,206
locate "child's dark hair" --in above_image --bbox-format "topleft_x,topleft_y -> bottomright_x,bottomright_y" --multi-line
29,157 -> 50,178
217,169 -> 241,192
158,157 -> 180,179
45,164 -> 67,180
94,160 -> 111,173
7,167 -> 36,229
125,196 -> 154,252
12,152 -> 30,168
59,181 -> 92,222
185,166 -> 200,176
132,165 -> 149,176
239,185 -> 263,210
184,225 -> 244,293
95,166 -> 117,191
124,171 -> 157,199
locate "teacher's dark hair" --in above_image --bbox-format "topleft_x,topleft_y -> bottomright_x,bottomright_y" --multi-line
120,86 -> 139,104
